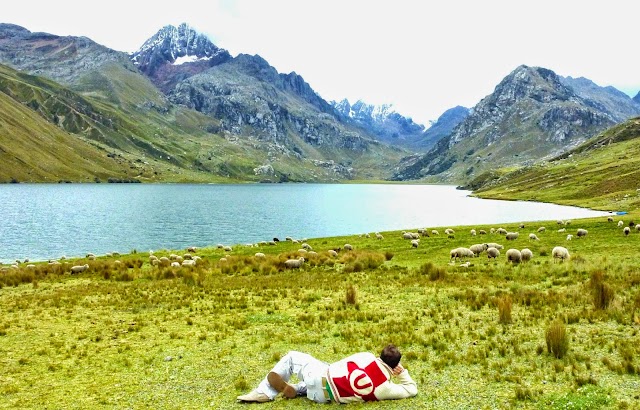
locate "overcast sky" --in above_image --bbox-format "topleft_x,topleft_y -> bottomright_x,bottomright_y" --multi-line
3,0 -> 639,125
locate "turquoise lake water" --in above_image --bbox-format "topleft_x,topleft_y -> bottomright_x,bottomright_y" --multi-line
0,183 -> 609,263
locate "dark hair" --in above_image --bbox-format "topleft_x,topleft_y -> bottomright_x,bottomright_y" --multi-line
380,344 -> 402,368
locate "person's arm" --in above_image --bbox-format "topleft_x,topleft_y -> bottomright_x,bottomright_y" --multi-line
381,364 -> 418,399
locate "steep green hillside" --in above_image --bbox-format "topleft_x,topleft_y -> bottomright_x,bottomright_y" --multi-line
470,118 -> 640,211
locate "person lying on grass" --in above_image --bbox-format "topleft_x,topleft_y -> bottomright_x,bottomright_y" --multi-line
237,344 -> 417,404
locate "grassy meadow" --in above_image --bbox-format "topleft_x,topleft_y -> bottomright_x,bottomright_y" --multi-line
1,212 -> 640,409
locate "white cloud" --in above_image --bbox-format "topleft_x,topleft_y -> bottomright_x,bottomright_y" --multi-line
2,0 -> 639,125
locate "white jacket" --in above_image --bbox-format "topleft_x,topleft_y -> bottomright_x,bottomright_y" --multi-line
326,352 -> 417,403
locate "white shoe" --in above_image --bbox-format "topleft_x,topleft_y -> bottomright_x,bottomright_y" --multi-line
237,390 -> 270,403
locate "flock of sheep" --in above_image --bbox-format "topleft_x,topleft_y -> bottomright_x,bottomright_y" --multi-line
3,216 -> 638,274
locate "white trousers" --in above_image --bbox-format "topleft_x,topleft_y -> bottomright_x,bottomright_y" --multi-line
257,351 -> 330,403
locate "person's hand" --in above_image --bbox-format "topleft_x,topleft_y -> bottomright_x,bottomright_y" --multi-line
391,364 -> 404,376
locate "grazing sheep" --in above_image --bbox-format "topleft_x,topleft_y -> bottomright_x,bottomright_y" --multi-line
182,259 -> 196,267
411,239 -> 420,248
519,224 -> 525,229
307,251 -> 318,257
529,233 -> 540,241
375,232 -> 384,240
565,220 -> 571,225
490,228 -> 496,234
402,232 -> 413,240
431,230 -> 439,235
70,264 -> 89,274
255,252 -> 266,259
506,249 -> 522,264
216,244 -> 224,249
470,229 -> 476,236
187,246 -> 198,253
566,234 -> 573,241
505,232 -> 519,241
486,247 -> 500,259
558,228 -> 566,233
183,253 -> 193,260
557,220 -> 564,225
171,261 -> 181,267
285,237 -> 293,241
151,259 -> 159,266
521,248 -> 533,262
552,246 -> 570,262
624,227 -> 630,236
169,254 -> 179,260
223,246 -> 232,252
607,216 -> 614,222
297,249 -> 308,254
469,243 -> 488,256
284,257 -> 305,269
636,224 -> 640,232
479,229 -> 487,235
444,228 -> 455,235
344,244 -> 353,251
450,247 -> 475,260
218,258 -> 227,264
486,242 -> 504,250
618,221 -> 624,227
273,237 -> 280,242
496,228 -> 507,235
537,227 -> 546,233
114,260 -> 122,267
328,250 -> 338,257
576,229 -> 588,238
268,241 -> 277,246
459,262 -> 471,268
26,264 -> 36,270
302,243 -> 312,250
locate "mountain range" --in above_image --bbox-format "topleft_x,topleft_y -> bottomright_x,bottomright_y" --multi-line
0,22 -> 638,186
392,65 -> 640,182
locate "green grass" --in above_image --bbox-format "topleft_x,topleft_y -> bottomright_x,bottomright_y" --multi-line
1,212 -> 640,409
472,118 -> 640,211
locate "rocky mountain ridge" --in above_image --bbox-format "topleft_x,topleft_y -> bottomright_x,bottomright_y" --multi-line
392,65 -> 640,182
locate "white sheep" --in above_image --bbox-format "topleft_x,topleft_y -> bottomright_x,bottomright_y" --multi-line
479,229 -> 487,235
529,233 -> 540,241
182,259 -> 196,267
444,228 -> 455,235
411,239 -> 419,248
344,244 -> 353,251
70,264 -> 89,274
558,228 -> 566,233
566,234 -> 573,241
255,252 -> 266,259
607,216 -> 614,222
552,246 -> 570,262
521,248 -> 533,262
469,243 -> 488,256
223,246 -> 232,252
636,224 -> 640,232
171,261 -> 181,267
284,257 -> 305,269
159,257 -> 170,266
576,229 -> 588,238
450,247 -> 475,260
297,249 -> 308,254
307,251 -> 318,257
402,232 -> 413,239
490,228 -> 496,234
624,227 -> 630,236
537,227 -> 546,233
302,243 -> 312,250
506,249 -> 522,264
218,258 -> 227,264
187,246 -> 198,253
496,228 -> 507,235
375,232 -> 384,240
486,247 -> 500,259
328,250 -> 338,257
618,221 -> 624,227
183,253 -> 193,260
486,242 -> 504,250
470,229 -> 476,236
431,230 -> 439,235
216,244 -> 224,249
505,232 -> 519,241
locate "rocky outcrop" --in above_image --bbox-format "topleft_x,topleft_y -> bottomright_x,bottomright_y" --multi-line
560,76 -> 640,122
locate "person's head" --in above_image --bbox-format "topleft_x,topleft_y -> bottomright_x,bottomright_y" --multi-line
380,344 -> 402,368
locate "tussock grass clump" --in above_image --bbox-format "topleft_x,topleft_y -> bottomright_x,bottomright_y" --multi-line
496,295 -> 513,325
345,284 -> 358,305
545,320 -> 569,359
417,262 -> 446,281
589,271 -> 615,310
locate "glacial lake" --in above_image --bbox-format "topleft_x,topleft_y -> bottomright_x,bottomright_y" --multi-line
0,183 -> 610,264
